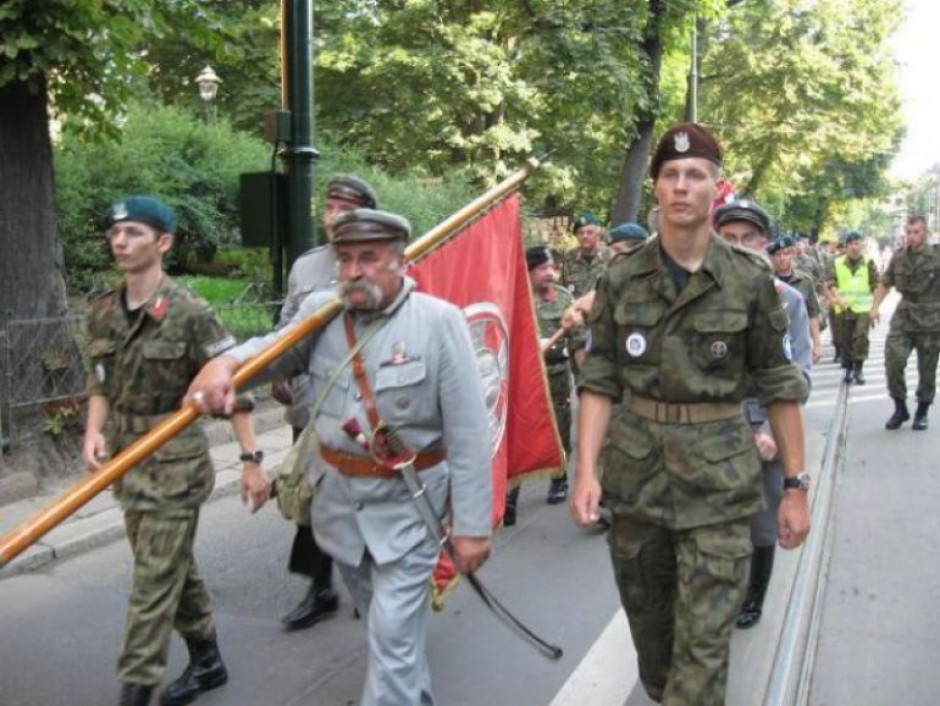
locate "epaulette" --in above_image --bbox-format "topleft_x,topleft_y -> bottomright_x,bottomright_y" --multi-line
726,241 -> 773,273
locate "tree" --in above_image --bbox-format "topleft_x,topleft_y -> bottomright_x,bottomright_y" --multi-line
0,0 -> 223,315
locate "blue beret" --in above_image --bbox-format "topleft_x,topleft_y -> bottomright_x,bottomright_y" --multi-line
104,196 -> 176,234
844,232 -> 862,244
608,222 -> 649,244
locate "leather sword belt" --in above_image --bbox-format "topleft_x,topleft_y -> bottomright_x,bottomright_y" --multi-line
319,444 -> 447,478
629,395 -> 743,425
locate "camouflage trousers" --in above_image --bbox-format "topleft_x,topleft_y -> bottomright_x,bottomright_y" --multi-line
548,370 -> 572,474
885,325 -> 940,404
118,509 -> 215,686
608,516 -> 752,705
836,310 -> 871,364
829,310 -> 844,357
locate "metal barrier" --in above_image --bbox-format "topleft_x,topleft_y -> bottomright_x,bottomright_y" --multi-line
0,300 -> 281,442
763,382 -> 850,705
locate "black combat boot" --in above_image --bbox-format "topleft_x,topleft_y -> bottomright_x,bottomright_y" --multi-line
912,402 -> 930,431
504,486 -> 520,526
842,362 -> 854,384
119,683 -> 154,706
546,475 -> 568,505
852,361 -> 866,385
281,584 -> 339,631
885,398 -> 911,430
736,545 -> 776,629
158,636 -> 228,706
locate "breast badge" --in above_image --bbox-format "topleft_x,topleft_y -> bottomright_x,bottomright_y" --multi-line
626,332 -> 647,357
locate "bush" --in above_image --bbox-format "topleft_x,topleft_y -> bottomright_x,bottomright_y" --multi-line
55,101 -> 270,294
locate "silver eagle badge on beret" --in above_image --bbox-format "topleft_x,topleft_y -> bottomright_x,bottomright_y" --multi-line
674,132 -> 690,153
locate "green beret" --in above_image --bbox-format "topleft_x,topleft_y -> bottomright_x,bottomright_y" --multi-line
844,232 -> 862,244
650,122 -> 722,179
525,245 -> 552,270
103,195 -> 176,234
608,222 -> 649,244
331,208 -> 411,244
767,235 -> 795,255
326,173 -> 379,209
571,213 -> 602,233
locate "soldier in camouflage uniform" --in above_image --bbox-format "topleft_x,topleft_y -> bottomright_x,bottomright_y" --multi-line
872,215 -> 940,430
504,247 -> 585,524
571,124 -> 810,705
82,196 -> 266,706
561,213 -> 612,298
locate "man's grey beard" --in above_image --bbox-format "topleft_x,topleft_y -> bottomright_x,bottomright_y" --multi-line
339,279 -> 384,311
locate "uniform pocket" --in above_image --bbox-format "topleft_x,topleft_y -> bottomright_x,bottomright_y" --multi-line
692,526 -> 753,585
613,299 -> 665,363
309,358 -> 351,418
600,416 -> 660,503
690,310 -> 747,372
374,361 -> 427,422
675,423 -> 758,492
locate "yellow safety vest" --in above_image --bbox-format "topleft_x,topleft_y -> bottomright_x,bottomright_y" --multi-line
834,255 -> 873,314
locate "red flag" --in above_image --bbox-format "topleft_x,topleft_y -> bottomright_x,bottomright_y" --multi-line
411,194 -> 566,604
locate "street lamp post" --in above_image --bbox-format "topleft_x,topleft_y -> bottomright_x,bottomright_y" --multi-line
195,65 -> 221,123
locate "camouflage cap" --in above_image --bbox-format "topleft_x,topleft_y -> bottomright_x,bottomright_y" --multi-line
712,199 -> 771,236
767,235 -> 796,255
571,213 -> 603,233
607,221 -> 649,244
326,173 -> 379,209
331,208 -> 411,244
525,245 -> 553,270
103,195 -> 176,234
650,122 -> 722,179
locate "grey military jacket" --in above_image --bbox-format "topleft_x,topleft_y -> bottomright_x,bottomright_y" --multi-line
279,246 -> 338,428
229,277 -> 493,566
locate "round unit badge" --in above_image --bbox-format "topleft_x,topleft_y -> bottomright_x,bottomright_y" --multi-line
710,340 -> 728,360
625,332 -> 647,357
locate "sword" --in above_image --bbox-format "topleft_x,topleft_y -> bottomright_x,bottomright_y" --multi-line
342,419 -> 564,661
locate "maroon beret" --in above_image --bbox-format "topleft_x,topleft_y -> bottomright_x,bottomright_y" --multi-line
650,122 -> 722,179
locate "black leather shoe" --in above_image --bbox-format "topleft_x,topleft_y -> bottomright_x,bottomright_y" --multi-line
842,365 -> 853,384
885,398 -> 910,430
159,637 -> 228,706
281,586 -> 339,631
503,504 -> 517,527
852,363 -> 866,385
912,402 -> 930,431
120,683 -> 154,706
546,477 -> 568,505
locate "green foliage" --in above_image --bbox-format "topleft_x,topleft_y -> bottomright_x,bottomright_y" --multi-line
55,101 -> 270,292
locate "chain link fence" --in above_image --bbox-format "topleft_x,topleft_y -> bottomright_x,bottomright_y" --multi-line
0,301 -> 282,446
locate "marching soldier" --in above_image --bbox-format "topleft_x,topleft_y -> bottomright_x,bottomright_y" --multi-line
768,236 -> 823,363
505,247 -> 584,525
561,213 -> 611,298
571,123 -> 810,705
825,232 -> 879,384
274,174 -> 379,631
872,215 -> 940,430
82,196 -> 266,706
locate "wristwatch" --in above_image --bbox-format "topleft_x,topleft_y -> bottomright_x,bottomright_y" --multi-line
783,473 -> 811,491
239,450 -> 264,464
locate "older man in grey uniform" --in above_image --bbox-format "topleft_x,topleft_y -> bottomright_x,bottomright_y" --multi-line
188,209 -> 493,706
275,174 -> 379,631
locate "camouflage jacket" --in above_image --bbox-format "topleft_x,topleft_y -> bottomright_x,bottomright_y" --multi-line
882,246 -> 940,331
580,236 -> 807,529
85,277 -> 242,510
561,246 -> 612,298
778,269 -> 822,319
535,284 -> 586,376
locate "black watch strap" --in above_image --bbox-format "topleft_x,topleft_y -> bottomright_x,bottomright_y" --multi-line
783,473 -> 810,491
239,450 -> 264,464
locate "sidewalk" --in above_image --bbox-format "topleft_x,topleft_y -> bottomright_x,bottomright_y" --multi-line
0,401 -> 296,578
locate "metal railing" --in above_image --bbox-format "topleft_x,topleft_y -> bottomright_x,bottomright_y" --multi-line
0,300 -> 282,443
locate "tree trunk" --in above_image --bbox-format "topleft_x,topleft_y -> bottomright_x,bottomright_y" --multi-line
611,0 -> 666,225
0,78 -> 68,319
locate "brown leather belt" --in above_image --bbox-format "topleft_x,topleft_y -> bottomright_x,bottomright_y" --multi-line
629,395 -> 743,425
319,444 -> 447,478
